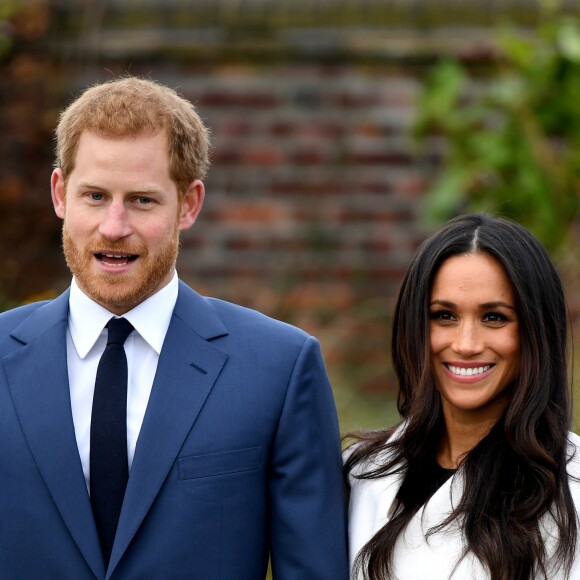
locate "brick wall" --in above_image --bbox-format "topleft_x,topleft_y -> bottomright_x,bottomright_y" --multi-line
1,0 -> 512,396
178,66 -> 426,297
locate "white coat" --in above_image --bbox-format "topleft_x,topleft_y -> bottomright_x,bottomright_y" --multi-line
348,427 -> 580,579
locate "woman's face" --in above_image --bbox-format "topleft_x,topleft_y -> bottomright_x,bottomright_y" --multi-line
429,252 -> 520,426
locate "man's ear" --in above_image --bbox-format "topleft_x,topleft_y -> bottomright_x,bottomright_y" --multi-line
178,179 -> 205,231
51,168 -> 66,220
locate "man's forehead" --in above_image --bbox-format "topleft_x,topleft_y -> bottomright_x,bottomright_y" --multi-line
79,128 -> 167,144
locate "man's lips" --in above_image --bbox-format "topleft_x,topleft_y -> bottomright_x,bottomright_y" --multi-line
95,252 -> 139,267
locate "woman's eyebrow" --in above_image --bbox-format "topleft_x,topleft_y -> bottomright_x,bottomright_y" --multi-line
429,300 -> 455,308
429,299 -> 515,311
480,301 -> 516,311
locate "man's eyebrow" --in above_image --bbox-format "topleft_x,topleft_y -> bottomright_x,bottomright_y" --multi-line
77,181 -> 105,190
76,182 -> 162,195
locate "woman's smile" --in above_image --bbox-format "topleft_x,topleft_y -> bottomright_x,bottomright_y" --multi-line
443,362 -> 493,381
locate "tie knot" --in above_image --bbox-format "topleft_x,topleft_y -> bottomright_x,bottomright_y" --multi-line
106,317 -> 134,346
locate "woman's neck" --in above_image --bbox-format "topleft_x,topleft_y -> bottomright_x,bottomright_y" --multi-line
436,394 -> 509,468
436,414 -> 501,468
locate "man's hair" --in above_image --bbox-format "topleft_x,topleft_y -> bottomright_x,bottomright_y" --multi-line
55,76 -> 210,195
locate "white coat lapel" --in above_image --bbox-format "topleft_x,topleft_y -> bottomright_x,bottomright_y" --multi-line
395,470 -> 486,579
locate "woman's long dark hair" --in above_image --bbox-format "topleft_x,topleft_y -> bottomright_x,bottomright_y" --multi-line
345,213 -> 577,579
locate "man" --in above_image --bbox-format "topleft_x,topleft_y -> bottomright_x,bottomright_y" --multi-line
0,77 -> 348,579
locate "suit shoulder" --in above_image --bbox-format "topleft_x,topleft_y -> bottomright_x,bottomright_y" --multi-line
0,301 -> 52,353
205,297 -> 311,344
0,301 -> 50,330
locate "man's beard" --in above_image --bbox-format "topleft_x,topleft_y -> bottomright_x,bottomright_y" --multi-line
62,225 -> 180,312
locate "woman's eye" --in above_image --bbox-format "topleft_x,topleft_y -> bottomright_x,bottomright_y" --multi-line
430,310 -> 455,322
483,312 -> 507,323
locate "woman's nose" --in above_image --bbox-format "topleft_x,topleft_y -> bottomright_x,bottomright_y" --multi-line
451,321 -> 484,356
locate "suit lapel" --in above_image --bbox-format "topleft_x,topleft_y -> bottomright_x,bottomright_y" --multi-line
109,283 -> 228,574
3,291 -> 105,579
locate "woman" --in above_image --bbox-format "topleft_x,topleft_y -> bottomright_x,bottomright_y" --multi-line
345,214 -> 580,580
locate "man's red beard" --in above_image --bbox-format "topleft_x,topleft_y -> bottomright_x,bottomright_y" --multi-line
62,225 -> 180,312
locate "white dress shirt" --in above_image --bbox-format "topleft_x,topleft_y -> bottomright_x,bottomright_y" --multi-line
66,272 -> 179,488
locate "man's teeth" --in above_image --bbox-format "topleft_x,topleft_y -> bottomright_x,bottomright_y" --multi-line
99,253 -> 133,266
447,364 -> 491,377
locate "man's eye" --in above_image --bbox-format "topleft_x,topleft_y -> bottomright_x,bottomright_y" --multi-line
89,192 -> 103,201
137,197 -> 152,204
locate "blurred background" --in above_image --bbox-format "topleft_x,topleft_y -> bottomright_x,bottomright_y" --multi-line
1,0 -> 579,433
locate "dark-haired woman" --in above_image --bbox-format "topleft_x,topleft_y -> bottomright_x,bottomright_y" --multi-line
345,214 -> 580,580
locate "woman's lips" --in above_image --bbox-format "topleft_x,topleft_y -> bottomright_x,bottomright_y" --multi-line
443,362 -> 495,382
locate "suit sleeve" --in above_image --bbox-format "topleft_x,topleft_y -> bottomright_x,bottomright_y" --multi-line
268,336 -> 349,579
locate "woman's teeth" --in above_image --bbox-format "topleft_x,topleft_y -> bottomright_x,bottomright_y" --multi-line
446,364 -> 491,376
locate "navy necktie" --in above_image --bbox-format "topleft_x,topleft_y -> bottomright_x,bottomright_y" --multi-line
90,317 -> 134,564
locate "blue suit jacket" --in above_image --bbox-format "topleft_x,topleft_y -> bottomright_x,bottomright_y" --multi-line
0,281 -> 348,579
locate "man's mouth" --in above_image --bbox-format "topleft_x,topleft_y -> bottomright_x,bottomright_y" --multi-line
95,253 -> 138,267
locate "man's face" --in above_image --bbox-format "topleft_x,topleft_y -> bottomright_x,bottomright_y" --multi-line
51,131 -> 204,314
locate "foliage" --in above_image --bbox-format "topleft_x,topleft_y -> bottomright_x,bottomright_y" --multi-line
0,0 -> 18,59
0,290 -> 17,313
414,13 -> 580,429
414,14 -> 580,254
0,1 -> 64,303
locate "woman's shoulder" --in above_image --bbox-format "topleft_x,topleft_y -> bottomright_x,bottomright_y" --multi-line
344,422 -> 406,479
567,431 -> 580,479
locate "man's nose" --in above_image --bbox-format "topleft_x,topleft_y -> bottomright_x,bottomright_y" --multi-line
98,202 -> 132,241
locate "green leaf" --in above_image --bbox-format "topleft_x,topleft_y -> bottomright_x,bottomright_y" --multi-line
423,169 -> 471,226
558,18 -> 580,62
414,14 -> 580,255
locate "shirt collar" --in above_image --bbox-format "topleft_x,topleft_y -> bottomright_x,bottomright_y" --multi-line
68,272 -> 179,358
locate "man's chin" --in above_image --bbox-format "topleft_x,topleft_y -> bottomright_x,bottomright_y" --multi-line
74,273 -> 141,309
85,288 -> 141,313
65,239 -> 178,311
75,268 -> 172,313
